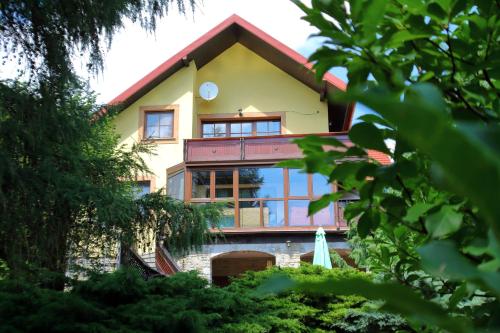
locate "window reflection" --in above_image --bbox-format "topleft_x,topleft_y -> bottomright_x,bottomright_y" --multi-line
146,112 -> 173,139
215,170 -> 233,198
239,201 -> 260,228
167,172 -> 184,200
288,200 -> 310,226
256,120 -> 280,136
239,168 -> 283,198
263,201 -> 285,227
192,171 -> 210,198
220,202 -> 235,228
313,203 -> 334,226
289,169 -> 308,197
313,174 -> 331,196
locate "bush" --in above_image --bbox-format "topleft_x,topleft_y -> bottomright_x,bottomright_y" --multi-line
0,266 -> 408,332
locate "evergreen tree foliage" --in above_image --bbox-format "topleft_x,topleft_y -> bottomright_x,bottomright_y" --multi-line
0,0 -> 215,286
0,265 -> 408,333
0,79 -> 220,285
1,0 -> 195,82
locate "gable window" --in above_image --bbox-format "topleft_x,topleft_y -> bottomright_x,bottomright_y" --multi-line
139,105 -> 179,143
201,119 -> 281,138
146,112 -> 173,139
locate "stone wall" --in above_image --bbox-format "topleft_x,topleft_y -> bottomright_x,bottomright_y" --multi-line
174,239 -> 350,281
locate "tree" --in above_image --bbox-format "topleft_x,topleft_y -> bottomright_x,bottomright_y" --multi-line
0,0 -> 218,287
1,0 -> 195,83
276,0 -> 500,331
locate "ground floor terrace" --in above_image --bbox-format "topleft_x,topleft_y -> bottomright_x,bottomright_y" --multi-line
169,233 -> 351,286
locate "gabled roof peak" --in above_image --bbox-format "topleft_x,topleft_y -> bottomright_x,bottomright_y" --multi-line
109,14 -> 353,130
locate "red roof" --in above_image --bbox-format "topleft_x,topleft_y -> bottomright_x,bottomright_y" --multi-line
109,14 -> 354,131
367,150 -> 392,165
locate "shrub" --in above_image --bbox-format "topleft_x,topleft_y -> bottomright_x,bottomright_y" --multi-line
0,266 -> 408,332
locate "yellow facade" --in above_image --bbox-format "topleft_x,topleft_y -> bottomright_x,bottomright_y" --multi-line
112,43 -> 328,190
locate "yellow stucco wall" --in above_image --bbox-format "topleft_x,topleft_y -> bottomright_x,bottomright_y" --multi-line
113,62 -> 196,189
112,43 -> 328,190
195,43 -> 328,136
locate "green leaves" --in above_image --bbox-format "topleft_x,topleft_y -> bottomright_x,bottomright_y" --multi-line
359,0 -> 388,43
419,241 -> 500,297
265,274 -> 472,333
386,30 -> 432,48
348,122 -> 391,154
357,209 -> 381,238
343,84 -> 500,239
308,193 -> 343,216
404,203 -> 434,223
425,205 -> 463,238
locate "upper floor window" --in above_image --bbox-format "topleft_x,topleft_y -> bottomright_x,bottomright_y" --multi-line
201,119 -> 281,138
140,105 -> 179,143
145,111 -> 173,139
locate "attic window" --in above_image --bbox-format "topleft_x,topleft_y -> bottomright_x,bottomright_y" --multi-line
140,105 -> 179,143
146,112 -> 173,139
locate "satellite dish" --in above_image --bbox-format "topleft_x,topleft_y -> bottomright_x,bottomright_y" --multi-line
199,81 -> 218,101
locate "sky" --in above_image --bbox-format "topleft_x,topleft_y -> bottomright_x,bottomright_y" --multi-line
1,0 -> 370,121
75,0 -> 350,103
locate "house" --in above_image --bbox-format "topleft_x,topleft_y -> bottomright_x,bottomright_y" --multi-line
110,15 -> 390,285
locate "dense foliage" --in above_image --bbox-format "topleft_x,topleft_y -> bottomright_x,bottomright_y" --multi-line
0,0 -> 216,286
0,79 -> 221,286
276,0 -> 500,332
0,265 -> 408,333
1,0 -> 195,83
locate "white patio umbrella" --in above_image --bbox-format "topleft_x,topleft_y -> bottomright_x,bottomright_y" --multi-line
313,227 -> 332,269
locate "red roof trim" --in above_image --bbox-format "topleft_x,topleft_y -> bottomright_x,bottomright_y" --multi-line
109,14 -> 347,106
109,15 -> 237,105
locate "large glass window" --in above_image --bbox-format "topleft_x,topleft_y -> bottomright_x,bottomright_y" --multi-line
313,174 -> 331,197
289,169 -> 308,197
215,170 -> 233,198
239,201 -> 260,228
167,172 -> 184,200
186,167 -> 339,229
263,201 -> 285,227
220,202 -> 235,228
192,170 -> 210,198
288,200 -> 310,226
145,112 -> 173,139
313,203 -> 334,226
239,168 -> 283,198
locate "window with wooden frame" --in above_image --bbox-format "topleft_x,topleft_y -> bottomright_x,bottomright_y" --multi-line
132,175 -> 156,198
201,119 -> 281,138
139,105 -> 179,143
186,166 -> 344,230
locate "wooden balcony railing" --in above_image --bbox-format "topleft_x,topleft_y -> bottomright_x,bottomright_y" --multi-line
184,132 -> 350,164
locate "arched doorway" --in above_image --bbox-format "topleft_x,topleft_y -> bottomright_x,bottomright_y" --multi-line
211,251 -> 275,287
300,249 -> 356,267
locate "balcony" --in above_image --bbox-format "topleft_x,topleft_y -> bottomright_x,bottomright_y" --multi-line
180,132 -> 385,233
184,132 -> 351,165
